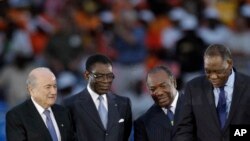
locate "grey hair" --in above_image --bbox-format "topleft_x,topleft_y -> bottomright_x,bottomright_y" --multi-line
204,44 -> 232,61
147,65 -> 175,82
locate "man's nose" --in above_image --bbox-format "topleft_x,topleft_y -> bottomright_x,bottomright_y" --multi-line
209,73 -> 218,79
153,89 -> 163,96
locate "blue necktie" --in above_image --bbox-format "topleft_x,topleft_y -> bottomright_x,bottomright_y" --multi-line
44,110 -> 58,141
98,96 -> 108,129
216,87 -> 227,128
167,108 -> 174,126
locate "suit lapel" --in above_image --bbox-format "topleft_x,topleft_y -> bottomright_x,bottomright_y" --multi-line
106,93 -> 120,130
151,105 -> 172,129
174,92 -> 182,122
79,89 -> 105,130
224,73 -> 245,130
26,99 -> 52,141
203,80 -> 221,129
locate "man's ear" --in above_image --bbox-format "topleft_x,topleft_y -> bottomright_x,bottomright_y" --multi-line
173,79 -> 177,88
227,59 -> 233,68
84,71 -> 90,80
27,85 -> 32,96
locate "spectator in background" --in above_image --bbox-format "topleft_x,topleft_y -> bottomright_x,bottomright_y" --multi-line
198,7 -> 231,45
161,7 -> 185,52
0,53 -> 34,108
112,9 -> 147,97
134,65 -> 184,141
56,71 -> 84,104
175,14 -> 206,88
44,27 -> 84,74
173,44 -> 250,141
227,4 -> 250,75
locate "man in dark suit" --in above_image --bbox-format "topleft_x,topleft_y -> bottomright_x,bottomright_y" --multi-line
6,67 -> 74,141
173,44 -> 250,141
134,65 -> 183,141
64,54 -> 132,141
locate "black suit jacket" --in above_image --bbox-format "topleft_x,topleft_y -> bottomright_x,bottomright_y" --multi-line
134,93 -> 184,141
64,89 -> 132,141
6,99 -> 74,141
173,72 -> 250,141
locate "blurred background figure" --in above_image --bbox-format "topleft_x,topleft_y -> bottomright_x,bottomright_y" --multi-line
0,53 -> 35,108
56,71 -> 84,104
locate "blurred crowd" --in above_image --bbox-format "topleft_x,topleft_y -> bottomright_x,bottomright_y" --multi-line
1,0 -> 250,139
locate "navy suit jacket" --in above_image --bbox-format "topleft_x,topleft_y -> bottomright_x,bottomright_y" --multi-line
173,72 -> 250,141
6,99 -> 74,141
64,89 -> 132,141
134,93 -> 184,141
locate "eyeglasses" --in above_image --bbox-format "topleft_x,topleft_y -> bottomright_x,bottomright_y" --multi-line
89,72 -> 115,81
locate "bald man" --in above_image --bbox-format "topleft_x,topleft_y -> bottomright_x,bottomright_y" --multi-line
6,67 -> 75,141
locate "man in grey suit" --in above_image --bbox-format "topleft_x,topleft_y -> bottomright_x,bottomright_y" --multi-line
64,54 -> 132,141
6,67 -> 74,141
173,44 -> 250,141
134,65 -> 183,141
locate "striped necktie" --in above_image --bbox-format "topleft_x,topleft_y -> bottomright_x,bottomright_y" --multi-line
167,108 -> 174,126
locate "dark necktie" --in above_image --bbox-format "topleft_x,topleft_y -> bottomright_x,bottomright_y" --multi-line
44,110 -> 58,141
216,86 -> 227,128
167,108 -> 174,126
98,96 -> 108,129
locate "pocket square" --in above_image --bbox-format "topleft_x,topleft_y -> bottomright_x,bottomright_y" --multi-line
118,118 -> 124,123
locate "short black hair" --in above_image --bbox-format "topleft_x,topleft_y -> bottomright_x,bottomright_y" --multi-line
204,44 -> 232,61
85,54 -> 112,71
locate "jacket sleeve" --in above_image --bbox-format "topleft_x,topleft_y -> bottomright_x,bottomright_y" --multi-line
134,118 -> 149,141
123,98 -> 132,141
173,82 -> 196,141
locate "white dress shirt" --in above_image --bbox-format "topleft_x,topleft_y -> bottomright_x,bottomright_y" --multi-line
87,84 -> 108,111
162,91 -> 179,115
31,97 -> 61,141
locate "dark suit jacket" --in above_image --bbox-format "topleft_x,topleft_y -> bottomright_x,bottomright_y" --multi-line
173,72 -> 250,141
134,93 -> 184,141
6,99 -> 74,141
64,89 -> 132,141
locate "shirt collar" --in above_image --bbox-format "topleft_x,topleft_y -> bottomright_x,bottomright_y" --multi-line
171,91 -> 179,110
225,69 -> 235,88
31,97 -> 52,115
162,91 -> 179,114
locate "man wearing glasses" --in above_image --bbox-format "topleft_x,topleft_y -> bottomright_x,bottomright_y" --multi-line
173,44 -> 250,141
64,54 -> 132,141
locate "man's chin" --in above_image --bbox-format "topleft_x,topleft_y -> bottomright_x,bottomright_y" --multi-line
97,90 -> 109,94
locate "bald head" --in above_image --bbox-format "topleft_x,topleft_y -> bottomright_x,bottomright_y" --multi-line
26,67 -> 55,89
27,67 -> 57,108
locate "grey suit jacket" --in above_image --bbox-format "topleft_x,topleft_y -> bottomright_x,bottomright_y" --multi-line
6,99 -> 74,141
64,89 -> 132,141
134,93 -> 183,141
173,72 -> 250,141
